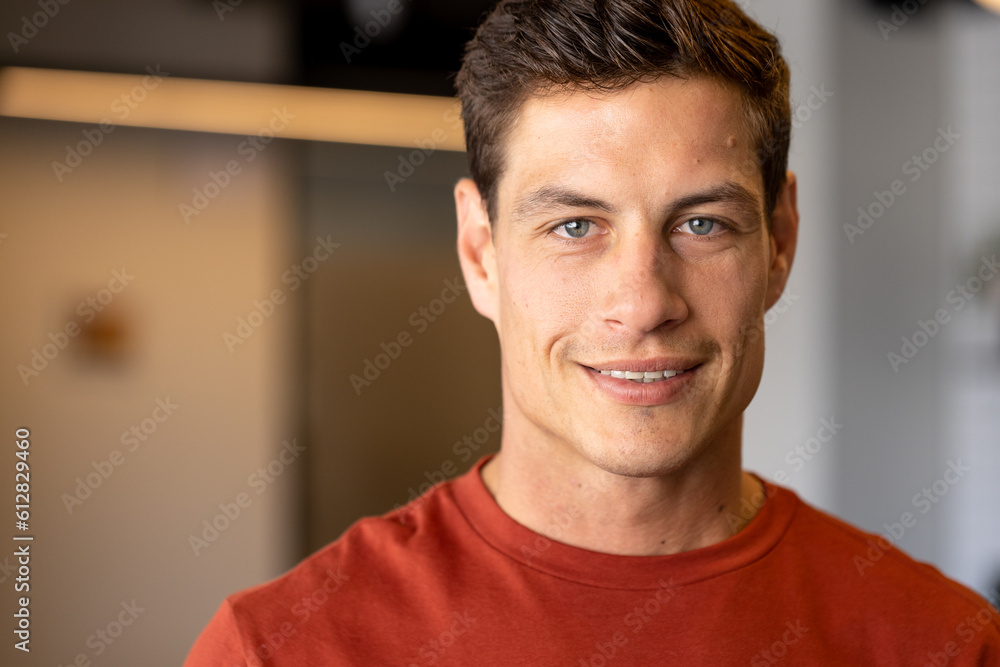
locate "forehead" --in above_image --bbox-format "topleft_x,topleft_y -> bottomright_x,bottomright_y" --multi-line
496,76 -> 759,219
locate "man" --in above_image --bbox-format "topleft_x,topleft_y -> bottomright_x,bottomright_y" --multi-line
185,0 -> 1000,664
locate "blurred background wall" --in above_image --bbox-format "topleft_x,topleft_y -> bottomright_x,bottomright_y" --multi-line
0,0 -> 997,664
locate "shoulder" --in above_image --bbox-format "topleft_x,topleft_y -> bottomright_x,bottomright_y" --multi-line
184,481 -> 467,665
786,490 -> 974,595
769,482 -> 1000,649
228,480 -> 461,628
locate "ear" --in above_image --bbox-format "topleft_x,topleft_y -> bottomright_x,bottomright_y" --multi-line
764,170 -> 799,312
455,178 -> 499,324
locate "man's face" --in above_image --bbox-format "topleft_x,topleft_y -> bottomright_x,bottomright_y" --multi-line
458,76 -> 795,478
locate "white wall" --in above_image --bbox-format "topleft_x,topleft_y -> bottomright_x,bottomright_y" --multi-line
743,0 -> 999,598
941,1 -> 1000,596
740,0 -> 840,510
825,0 -> 1000,597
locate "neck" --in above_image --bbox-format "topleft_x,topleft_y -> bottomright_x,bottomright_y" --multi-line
479,416 -> 763,556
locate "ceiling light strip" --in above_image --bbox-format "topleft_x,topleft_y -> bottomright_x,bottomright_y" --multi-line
0,66 -> 465,151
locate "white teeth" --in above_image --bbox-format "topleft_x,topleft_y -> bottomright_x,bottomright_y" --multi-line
597,368 -> 686,383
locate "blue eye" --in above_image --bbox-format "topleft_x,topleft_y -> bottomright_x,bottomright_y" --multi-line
554,219 -> 594,239
684,218 -> 715,235
679,217 -> 727,237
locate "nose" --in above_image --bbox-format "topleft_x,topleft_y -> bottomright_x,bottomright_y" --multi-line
594,230 -> 688,336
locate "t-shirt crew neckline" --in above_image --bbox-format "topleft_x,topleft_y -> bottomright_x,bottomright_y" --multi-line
449,454 -> 799,591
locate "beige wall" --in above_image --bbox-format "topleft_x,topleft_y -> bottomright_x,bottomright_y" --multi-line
0,118 -> 298,665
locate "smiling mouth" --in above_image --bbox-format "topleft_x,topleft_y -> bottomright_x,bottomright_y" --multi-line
585,366 -> 699,383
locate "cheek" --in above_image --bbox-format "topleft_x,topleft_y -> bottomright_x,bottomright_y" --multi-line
500,251 -> 588,342
729,270 -> 770,373
691,250 -> 770,345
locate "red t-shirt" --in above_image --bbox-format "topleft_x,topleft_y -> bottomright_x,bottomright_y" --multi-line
184,455 -> 1000,666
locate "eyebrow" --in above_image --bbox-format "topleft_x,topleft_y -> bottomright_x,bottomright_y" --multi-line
510,181 -> 763,223
512,185 -> 619,221
669,182 -> 763,219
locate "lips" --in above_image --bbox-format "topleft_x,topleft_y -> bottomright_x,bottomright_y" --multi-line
595,368 -> 687,383
583,361 -> 702,406
585,358 -> 702,378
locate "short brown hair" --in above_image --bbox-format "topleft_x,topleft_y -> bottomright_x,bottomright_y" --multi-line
456,0 -> 791,225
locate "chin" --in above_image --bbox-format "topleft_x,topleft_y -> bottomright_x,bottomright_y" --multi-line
574,430 -> 698,479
